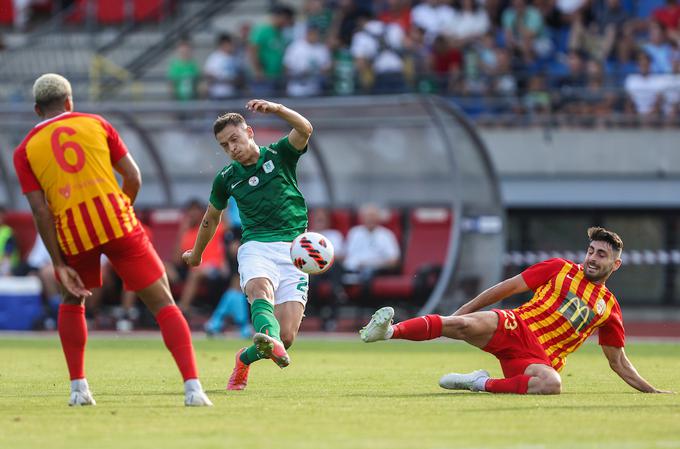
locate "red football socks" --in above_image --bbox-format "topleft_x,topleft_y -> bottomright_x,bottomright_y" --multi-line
156,305 -> 198,381
391,314 -> 443,341
58,304 -> 87,380
485,375 -> 531,394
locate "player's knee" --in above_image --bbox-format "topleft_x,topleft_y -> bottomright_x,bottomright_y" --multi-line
539,375 -> 562,395
280,331 -> 295,349
443,316 -> 469,339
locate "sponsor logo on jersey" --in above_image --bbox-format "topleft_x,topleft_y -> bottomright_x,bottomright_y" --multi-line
263,160 -> 275,174
248,176 -> 259,186
231,179 -> 244,189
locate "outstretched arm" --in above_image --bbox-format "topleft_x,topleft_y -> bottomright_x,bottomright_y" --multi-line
182,204 -> 223,267
452,274 -> 530,316
601,345 -> 672,393
246,99 -> 313,151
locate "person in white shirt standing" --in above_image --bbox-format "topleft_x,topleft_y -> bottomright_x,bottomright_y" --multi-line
283,24 -> 331,97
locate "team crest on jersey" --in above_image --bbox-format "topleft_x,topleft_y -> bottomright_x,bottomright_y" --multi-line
595,298 -> 606,315
263,160 -> 275,173
58,184 -> 71,199
248,176 -> 259,186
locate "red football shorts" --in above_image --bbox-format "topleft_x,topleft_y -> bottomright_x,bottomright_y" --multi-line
482,309 -> 552,378
59,225 -> 165,292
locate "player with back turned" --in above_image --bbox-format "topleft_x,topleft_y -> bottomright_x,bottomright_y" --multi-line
360,227 -> 672,394
182,99 -> 313,390
13,73 -> 212,406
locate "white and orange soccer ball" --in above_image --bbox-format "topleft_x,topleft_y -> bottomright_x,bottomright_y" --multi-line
290,232 -> 335,275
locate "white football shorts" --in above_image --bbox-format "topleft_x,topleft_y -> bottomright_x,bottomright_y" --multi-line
237,240 -> 309,305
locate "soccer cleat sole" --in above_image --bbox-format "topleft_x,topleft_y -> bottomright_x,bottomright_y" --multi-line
253,333 -> 290,368
359,306 -> 395,342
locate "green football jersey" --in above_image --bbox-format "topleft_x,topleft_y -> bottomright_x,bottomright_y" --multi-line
209,136 -> 308,243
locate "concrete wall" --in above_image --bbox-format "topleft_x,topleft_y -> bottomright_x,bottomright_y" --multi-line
478,128 -> 680,208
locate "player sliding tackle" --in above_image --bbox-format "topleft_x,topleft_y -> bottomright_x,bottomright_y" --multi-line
361,227 -> 671,394
183,99 -> 313,390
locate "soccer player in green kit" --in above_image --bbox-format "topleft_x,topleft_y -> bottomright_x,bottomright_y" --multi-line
182,99 -> 313,390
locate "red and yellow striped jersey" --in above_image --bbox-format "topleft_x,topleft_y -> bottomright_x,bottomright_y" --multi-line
13,112 -> 138,256
516,258 -> 625,372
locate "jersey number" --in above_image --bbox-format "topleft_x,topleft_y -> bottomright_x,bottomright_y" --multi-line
51,127 -> 85,173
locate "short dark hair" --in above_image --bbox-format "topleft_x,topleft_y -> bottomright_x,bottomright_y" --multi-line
271,4 -> 295,19
588,227 -> 623,254
213,112 -> 246,135
217,33 -> 232,45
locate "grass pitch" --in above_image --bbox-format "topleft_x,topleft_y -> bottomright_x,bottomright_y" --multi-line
1,336 -> 679,449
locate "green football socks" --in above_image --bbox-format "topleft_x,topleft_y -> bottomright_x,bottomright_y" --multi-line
239,299 -> 281,365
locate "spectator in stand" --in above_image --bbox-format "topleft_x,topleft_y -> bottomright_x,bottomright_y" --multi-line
484,46 -> 519,97
297,0 -> 334,40
309,207 -> 347,331
625,52 -> 664,120
284,24 -> 332,97
0,206 -> 19,277
502,0 -> 553,63
653,0 -> 680,40
378,0 -> 412,33
411,0 -> 457,44
328,0 -> 366,49
403,25 -> 433,91
521,74 -> 553,115
167,37 -> 201,101
569,0 -> 630,63
343,203 -> 400,296
580,59 -> 617,121
351,11 -> 407,93
173,199 -> 228,313
643,21 -> 673,74
431,34 -> 463,93
248,4 -> 295,96
554,50 -> 588,114
204,33 -> 245,100
444,0 -> 491,45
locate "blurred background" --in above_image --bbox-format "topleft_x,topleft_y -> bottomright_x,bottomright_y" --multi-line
0,0 -> 678,336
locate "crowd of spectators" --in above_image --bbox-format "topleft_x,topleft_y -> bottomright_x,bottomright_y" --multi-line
163,0 -> 680,123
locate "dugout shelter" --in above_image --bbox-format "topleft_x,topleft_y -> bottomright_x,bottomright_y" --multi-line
0,95 -> 504,315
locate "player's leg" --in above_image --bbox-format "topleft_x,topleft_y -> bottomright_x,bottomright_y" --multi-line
440,310 -> 558,394
246,277 -> 291,368
55,249 -> 102,406
361,308 -> 498,349
105,228 -> 211,406
524,364 -> 562,394
275,301 -> 305,349
227,277 -> 281,390
441,363 -> 560,395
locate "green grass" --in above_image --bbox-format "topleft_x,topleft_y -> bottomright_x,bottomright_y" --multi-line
1,336 -> 679,449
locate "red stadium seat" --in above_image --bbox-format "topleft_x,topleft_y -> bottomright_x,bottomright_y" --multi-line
0,0 -> 14,25
148,209 -> 182,262
4,212 -> 37,260
381,208 -> 403,245
96,0 -> 124,24
134,0 -> 163,22
330,208 -> 353,236
370,207 -> 452,300
65,0 -> 87,24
